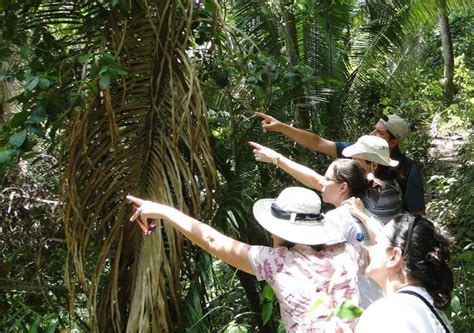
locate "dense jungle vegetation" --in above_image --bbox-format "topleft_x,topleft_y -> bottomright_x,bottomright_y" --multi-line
0,1 -> 472,332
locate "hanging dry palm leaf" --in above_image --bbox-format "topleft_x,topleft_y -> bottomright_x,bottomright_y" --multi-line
55,1 -> 216,331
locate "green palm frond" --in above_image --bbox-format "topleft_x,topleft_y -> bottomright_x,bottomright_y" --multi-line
343,0 -> 472,130
230,1 -> 284,55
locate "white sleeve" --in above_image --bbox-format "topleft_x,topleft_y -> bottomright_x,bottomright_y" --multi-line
326,207 -> 365,245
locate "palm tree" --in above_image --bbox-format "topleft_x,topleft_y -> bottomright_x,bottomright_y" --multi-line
2,0 -> 471,331
2,1 -> 216,331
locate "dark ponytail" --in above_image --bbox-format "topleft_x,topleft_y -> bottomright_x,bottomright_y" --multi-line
366,173 -> 383,202
388,214 -> 454,309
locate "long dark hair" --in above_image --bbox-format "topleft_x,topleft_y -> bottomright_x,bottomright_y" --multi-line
331,159 -> 380,199
388,214 -> 454,309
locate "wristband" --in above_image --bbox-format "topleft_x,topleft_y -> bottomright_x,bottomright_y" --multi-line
272,155 -> 280,167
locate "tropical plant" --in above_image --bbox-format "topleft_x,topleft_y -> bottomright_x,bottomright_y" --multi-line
1,0 -> 473,331
2,0 -> 217,331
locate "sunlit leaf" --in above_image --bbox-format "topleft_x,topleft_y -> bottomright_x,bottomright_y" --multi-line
334,301 -> 364,320
25,77 -> 39,91
0,149 -> 16,164
262,284 -> 275,301
9,130 -> 27,149
99,74 -> 110,89
450,295 -> 461,312
261,301 -> 273,325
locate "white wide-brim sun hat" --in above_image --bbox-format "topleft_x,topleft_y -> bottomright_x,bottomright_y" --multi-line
252,187 -> 346,246
342,135 -> 399,167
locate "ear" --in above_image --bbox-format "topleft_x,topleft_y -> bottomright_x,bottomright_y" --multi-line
370,162 -> 379,173
388,138 -> 399,150
387,247 -> 404,270
340,182 -> 349,194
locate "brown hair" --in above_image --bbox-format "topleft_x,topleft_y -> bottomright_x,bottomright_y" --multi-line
330,159 -> 369,198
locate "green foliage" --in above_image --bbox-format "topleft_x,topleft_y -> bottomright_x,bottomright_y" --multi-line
333,301 -> 364,321
224,321 -> 249,333
1,0 -> 473,331
423,105 -> 474,333
0,301 -> 58,333
0,147 -> 88,330
260,284 -> 275,325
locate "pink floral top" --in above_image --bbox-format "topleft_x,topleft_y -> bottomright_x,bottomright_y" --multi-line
248,243 -> 368,332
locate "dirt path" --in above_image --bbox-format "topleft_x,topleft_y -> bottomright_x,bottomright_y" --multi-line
424,122 -> 472,212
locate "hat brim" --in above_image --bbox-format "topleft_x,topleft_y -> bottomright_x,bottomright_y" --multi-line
342,145 -> 399,167
252,199 -> 346,245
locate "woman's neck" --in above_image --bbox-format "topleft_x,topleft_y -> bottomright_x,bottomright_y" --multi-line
333,194 -> 350,208
382,274 -> 418,296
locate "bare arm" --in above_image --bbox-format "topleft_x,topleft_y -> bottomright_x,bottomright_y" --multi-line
342,197 -> 383,245
256,112 -> 337,158
249,141 -> 324,192
127,195 -> 254,275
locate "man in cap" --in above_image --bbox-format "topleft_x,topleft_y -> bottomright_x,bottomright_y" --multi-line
255,112 -> 425,214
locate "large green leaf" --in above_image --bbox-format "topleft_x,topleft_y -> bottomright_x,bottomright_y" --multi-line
9,130 -> 27,149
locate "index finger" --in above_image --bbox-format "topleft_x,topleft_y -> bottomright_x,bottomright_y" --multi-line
255,112 -> 270,120
127,195 -> 145,206
248,141 -> 263,149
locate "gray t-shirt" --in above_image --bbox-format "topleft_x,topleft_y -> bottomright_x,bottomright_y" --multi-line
362,179 -> 403,225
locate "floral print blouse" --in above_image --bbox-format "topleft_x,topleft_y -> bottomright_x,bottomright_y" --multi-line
248,243 -> 368,332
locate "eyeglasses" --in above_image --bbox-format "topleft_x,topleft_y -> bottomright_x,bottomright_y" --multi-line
324,175 -> 342,183
403,215 -> 423,258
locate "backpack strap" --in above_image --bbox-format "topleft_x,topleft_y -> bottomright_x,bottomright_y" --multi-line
398,290 -> 451,333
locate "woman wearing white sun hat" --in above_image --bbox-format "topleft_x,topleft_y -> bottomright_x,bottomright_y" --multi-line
127,187 -> 368,332
250,143 -> 386,307
341,135 -> 402,225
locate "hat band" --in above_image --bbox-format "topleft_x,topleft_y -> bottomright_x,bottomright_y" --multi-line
271,202 -> 323,222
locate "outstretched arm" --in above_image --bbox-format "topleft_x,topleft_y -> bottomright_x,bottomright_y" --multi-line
256,112 -> 337,158
127,195 -> 255,275
249,141 -> 324,192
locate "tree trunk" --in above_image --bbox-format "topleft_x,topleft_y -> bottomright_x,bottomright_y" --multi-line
438,0 -> 455,105
280,0 -> 311,129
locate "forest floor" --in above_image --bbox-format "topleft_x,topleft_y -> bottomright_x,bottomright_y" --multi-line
423,115 -> 472,217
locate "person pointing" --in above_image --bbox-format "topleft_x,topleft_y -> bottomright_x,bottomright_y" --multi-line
255,112 -> 425,215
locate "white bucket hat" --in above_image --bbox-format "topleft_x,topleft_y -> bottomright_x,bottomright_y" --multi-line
342,135 -> 399,167
252,187 -> 346,245
380,114 -> 409,142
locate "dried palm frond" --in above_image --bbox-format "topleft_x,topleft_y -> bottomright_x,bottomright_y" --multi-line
3,0 -> 219,331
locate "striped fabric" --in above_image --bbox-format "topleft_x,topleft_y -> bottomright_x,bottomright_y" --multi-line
363,179 -> 403,225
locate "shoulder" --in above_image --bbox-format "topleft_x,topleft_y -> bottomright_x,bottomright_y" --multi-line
248,245 -> 288,260
325,207 -> 355,228
357,288 -> 452,333
327,207 -> 367,245
335,141 -> 354,158
248,245 -> 291,282
398,154 -> 421,173
356,294 -> 416,332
